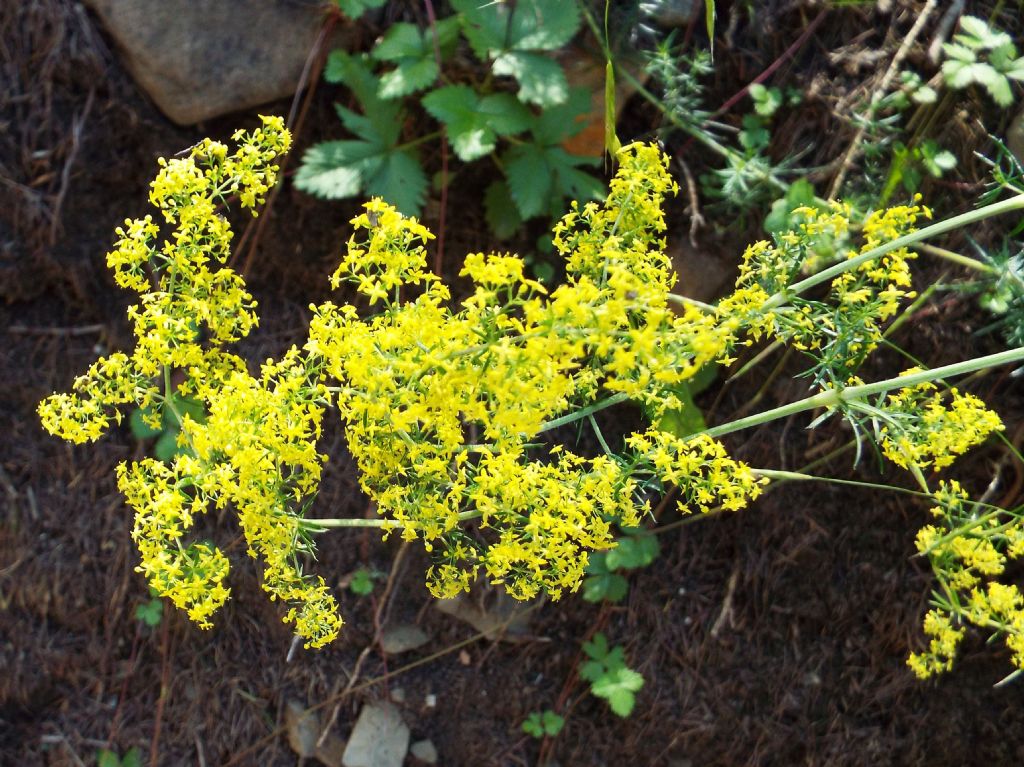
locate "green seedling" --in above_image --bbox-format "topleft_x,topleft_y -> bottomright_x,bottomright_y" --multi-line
522,709 -> 565,738
135,586 -> 164,628
579,632 -> 644,717
942,15 -> 1024,107
97,748 -> 142,767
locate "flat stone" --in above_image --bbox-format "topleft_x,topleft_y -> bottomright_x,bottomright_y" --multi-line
342,701 -> 410,767
410,739 -> 438,764
83,0 -> 352,124
379,623 -> 431,655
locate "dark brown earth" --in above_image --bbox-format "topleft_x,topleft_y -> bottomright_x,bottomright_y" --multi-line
4,1 -> 1024,765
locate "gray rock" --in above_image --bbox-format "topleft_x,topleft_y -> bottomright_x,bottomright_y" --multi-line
379,623 -> 431,655
342,701 -> 410,767
410,739 -> 438,764
83,0 -> 349,124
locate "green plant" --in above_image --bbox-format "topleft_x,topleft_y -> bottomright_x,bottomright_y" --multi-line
333,0 -> 386,19
296,0 -> 603,234
522,709 -> 565,738
129,392 -> 205,462
348,567 -> 377,596
579,632 -> 645,717
583,528 -> 660,603
941,15 -> 1024,107
96,747 -> 142,767
36,119 -> 1024,685
134,586 -> 164,628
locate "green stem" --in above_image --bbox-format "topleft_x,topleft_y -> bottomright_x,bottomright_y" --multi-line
917,243 -> 999,275
700,346 -> 1024,440
763,194 -> 1024,310
538,391 -> 632,433
303,508 -> 482,530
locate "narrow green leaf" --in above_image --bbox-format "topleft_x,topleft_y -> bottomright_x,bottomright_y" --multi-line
605,60 -> 621,159
705,0 -> 716,59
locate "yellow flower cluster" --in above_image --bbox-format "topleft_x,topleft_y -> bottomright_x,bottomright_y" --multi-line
39,118 -> 342,649
732,200 -> 928,379
910,481 -> 1024,677
42,125 -> 992,655
627,428 -> 766,513
879,372 -> 1004,470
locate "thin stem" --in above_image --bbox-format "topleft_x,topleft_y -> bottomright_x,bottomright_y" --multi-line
701,346 -> 1024,440
538,392 -> 632,433
763,194 -> 1024,310
917,243 -> 999,275
303,508 -> 483,530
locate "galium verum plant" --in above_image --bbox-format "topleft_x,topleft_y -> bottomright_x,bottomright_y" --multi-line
39,117 -> 1024,672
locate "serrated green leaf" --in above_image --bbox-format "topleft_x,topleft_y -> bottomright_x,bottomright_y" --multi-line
504,143 -> 552,219
579,658 -> 604,683
323,52 -> 380,107
121,748 -> 142,767
335,101 -> 403,146
294,141 -> 380,199
592,666 -> 644,697
379,57 -> 439,99
364,150 -> 428,216
372,23 -> 426,62
432,16 -> 463,57
507,0 -> 580,51
478,93 -> 533,135
958,15 -> 1011,50
546,148 -> 603,207
911,84 -> 937,104
979,70 -> 1014,106
522,713 -> 545,738
484,180 -> 523,239
493,51 -> 568,107
531,87 -> 593,144
97,750 -> 120,767
454,0 -> 579,57
944,60 -> 990,90
942,42 -> 976,64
